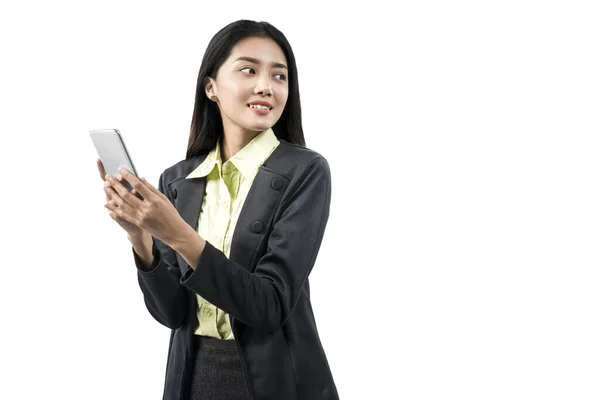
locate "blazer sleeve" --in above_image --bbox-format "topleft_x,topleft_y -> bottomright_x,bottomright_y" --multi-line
133,172 -> 187,330
180,156 -> 331,332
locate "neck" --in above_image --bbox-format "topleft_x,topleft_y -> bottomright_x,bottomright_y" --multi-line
220,126 -> 262,162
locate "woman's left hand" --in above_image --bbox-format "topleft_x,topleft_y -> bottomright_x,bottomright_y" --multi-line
104,168 -> 188,247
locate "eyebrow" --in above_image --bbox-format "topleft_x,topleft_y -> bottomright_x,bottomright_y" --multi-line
233,56 -> 288,70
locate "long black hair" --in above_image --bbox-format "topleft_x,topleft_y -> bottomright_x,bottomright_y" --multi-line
186,20 -> 305,159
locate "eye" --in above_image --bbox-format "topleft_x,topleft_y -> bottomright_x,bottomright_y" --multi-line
240,67 -> 255,75
274,73 -> 287,81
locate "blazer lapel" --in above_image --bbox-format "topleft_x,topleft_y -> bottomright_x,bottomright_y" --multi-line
168,177 -> 206,232
163,152 -> 290,274
229,165 -> 289,271
168,177 -> 206,274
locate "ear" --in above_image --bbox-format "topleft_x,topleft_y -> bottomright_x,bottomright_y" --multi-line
204,77 -> 217,101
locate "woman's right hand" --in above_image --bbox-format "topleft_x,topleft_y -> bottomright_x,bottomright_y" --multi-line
97,158 -> 144,237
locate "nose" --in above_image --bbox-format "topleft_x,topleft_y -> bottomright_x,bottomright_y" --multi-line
254,76 -> 273,97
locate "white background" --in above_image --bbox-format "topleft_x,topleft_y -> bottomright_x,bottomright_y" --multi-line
1,1 -> 599,399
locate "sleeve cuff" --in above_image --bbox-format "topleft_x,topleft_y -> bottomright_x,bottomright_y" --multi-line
132,238 -> 161,274
180,240 -> 218,288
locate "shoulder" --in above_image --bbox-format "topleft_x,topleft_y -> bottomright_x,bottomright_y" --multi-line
158,141 -> 330,184
265,140 -> 330,181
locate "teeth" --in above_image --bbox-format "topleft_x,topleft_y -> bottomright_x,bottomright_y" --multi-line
249,104 -> 270,110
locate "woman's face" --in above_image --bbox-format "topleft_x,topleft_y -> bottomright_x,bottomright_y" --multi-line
206,36 -> 289,136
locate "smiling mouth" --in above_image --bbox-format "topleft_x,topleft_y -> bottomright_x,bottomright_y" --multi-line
247,104 -> 273,111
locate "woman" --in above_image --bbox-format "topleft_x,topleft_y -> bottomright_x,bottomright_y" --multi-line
97,20 -> 339,400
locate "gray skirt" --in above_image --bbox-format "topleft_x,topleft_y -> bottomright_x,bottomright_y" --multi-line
188,335 -> 252,400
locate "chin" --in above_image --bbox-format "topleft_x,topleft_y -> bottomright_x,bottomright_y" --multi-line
244,121 -> 275,132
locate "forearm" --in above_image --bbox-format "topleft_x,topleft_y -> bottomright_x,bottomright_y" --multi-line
132,235 -> 188,330
167,224 -> 206,271
180,242 -> 285,331
129,231 -> 154,270
136,255 -> 187,329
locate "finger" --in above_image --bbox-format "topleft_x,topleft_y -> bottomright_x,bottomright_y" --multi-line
118,168 -> 154,200
105,201 -> 136,224
104,198 -> 118,211
104,186 -> 122,210
101,164 -> 112,202
104,180 -> 139,208
104,184 -> 134,213
108,210 -> 129,224
104,183 -> 141,225
105,203 -> 118,220
129,188 -> 146,201
106,174 -> 144,208
97,159 -> 107,181
140,176 -> 164,198
105,201 -> 132,223
103,181 -> 111,202
105,203 -> 125,223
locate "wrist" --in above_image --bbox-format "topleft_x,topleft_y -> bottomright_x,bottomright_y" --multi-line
168,224 -> 197,253
128,231 -> 151,246
129,231 -> 154,269
169,224 -> 206,270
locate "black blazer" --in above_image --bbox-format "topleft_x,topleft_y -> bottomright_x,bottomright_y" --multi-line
133,140 -> 339,400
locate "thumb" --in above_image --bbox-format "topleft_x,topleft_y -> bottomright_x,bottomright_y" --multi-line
97,159 -> 107,181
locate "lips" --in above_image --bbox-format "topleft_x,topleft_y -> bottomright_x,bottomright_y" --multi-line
247,100 -> 273,110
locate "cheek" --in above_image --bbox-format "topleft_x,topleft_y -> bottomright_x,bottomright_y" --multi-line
278,89 -> 290,111
218,78 -> 248,104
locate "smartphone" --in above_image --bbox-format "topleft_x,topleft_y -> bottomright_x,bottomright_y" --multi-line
90,128 -> 142,198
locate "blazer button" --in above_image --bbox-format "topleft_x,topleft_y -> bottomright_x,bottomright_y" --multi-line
251,221 -> 264,234
271,178 -> 284,191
